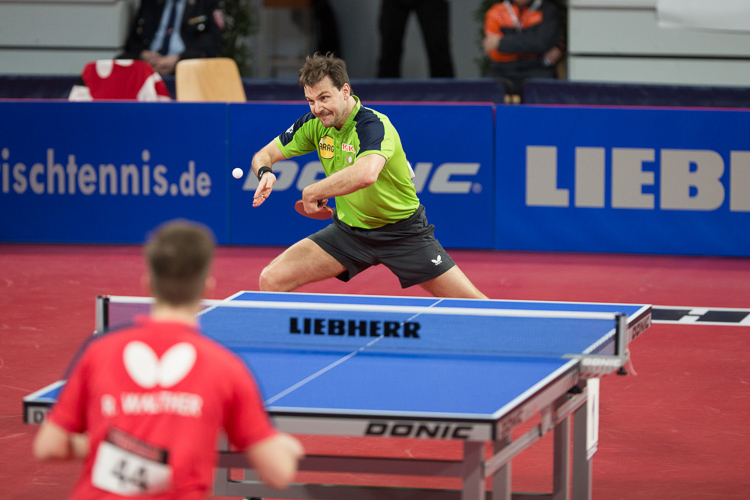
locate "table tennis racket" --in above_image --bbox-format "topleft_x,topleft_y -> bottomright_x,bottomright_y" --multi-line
295,199 -> 333,220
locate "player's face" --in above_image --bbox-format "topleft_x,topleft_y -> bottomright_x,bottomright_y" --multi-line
304,77 -> 351,129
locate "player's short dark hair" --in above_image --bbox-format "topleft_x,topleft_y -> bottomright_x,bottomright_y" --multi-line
299,52 -> 350,91
144,219 -> 215,306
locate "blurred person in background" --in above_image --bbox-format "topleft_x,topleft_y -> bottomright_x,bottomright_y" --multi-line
118,0 -> 225,75
482,0 -> 565,95
377,0 -> 455,78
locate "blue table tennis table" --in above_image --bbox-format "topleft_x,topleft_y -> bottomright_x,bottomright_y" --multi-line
24,291 -> 652,500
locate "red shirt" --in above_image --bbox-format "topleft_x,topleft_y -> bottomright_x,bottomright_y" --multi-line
69,60 -> 171,101
484,2 -> 544,63
48,316 -> 277,499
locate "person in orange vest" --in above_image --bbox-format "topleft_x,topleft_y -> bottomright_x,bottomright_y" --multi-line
482,0 -> 565,96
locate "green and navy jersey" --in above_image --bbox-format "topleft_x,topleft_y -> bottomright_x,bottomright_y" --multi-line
274,96 -> 419,229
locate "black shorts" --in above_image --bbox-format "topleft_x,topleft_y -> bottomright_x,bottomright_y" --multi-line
308,205 -> 456,288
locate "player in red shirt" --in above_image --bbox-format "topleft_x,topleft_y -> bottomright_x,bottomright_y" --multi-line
33,219 -> 304,499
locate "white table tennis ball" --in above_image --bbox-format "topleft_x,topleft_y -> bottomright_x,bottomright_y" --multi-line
232,168 -> 243,179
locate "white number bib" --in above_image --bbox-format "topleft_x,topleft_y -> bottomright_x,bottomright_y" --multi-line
92,429 -> 173,496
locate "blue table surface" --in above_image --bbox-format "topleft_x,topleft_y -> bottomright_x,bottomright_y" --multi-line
29,292 -> 650,421
205,292 -> 647,419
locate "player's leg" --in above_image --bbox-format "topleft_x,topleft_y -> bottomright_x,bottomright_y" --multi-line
259,238 -> 346,292
418,266 -> 487,299
377,0 -> 410,77
414,0 -> 454,77
375,206 -> 488,299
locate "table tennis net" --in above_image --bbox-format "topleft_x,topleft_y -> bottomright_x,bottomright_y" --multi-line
101,296 -> 625,359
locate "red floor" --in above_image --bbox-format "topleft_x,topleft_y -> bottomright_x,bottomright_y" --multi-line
1,243 -> 749,499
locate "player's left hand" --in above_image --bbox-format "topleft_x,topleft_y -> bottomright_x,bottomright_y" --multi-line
299,196 -> 330,217
253,172 -> 276,207
154,54 -> 180,75
482,33 -> 502,56
543,46 -> 563,67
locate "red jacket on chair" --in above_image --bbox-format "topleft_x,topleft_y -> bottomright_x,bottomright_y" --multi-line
69,60 -> 172,101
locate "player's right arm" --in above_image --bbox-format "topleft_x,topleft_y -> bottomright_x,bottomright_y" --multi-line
225,356 -> 305,490
33,420 -> 89,461
34,341 -> 92,462
252,112 -> 317,208
244,432 -> 305,490
251,140 -> 286,207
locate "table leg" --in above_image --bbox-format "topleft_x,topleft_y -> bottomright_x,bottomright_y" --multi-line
213,435 -> 230,496
462,440 -> 486,500
572,401 -> 593,500
491,436 -> 512,500
552,415 -> 570,500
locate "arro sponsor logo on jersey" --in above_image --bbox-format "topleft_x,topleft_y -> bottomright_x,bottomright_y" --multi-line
342,143 -> 355,153
318,136 -> 335,159
241,160 -> 483,195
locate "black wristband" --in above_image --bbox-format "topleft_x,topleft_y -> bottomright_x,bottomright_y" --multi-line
257,166 -> 273,181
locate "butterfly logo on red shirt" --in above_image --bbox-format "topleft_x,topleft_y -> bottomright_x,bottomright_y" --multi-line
123,341 -> 197,389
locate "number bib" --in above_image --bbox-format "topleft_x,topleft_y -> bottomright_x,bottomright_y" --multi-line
92,428 -> 172,496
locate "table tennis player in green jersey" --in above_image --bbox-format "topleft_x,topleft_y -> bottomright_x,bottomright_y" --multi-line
249,52 -> 487,299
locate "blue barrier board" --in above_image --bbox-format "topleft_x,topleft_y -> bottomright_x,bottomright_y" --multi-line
495,105 -> 750,256
0,102 -> 230,243
2,101 -> 747,257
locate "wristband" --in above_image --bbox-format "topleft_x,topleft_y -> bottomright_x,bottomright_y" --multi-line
257,166 -> 273,181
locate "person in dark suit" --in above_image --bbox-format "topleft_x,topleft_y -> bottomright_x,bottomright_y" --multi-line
118,0 -> 225,75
